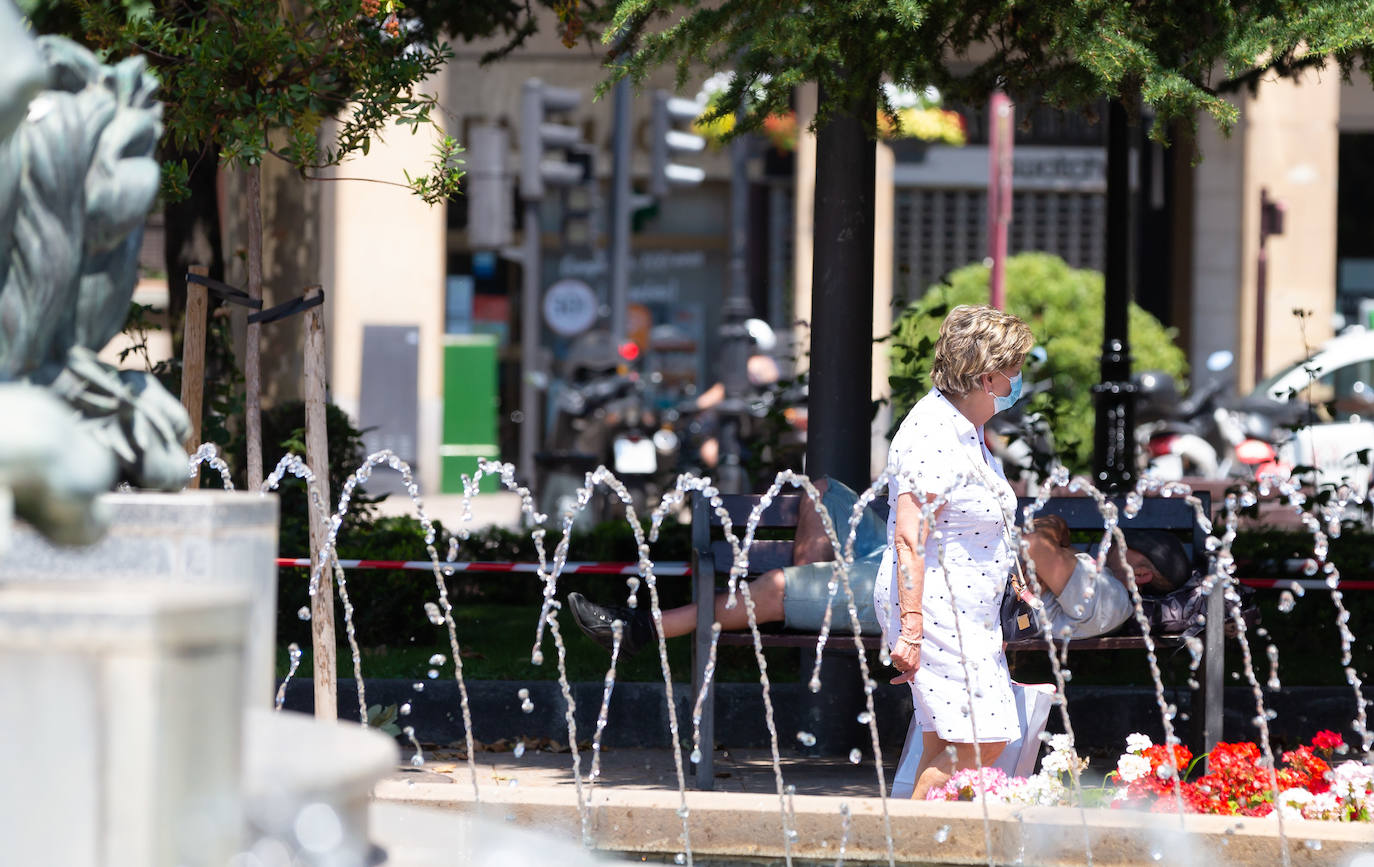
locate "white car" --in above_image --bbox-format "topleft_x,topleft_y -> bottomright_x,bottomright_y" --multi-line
1247,326 -> 1374,494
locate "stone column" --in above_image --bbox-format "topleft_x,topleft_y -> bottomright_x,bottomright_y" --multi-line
0,581 -> 250,867
0,490 -> 280,707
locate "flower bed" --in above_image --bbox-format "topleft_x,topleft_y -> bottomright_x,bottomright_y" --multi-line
926,730 -> 1372,822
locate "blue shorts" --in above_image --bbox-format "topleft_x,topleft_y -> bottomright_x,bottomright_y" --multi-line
780,479 -> 886,635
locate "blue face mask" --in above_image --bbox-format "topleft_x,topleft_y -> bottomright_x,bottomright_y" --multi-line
990,371 -> 1022,413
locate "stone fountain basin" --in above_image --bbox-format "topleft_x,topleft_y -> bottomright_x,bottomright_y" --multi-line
376,778 -> 1374,865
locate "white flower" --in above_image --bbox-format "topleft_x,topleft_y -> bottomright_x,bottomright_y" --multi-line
1327,760 -> 1374,801
1302,791 -> 1344,821
1048,733 -> 1074,753
999,774 -> 1068,807
1116,753 -> 1151,784
1277,788 -> 1314,820
1041,750 -> 1069,776
1125,733 -> 1153,755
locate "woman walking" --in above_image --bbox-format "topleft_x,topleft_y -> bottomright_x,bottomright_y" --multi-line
874,304 -> 1035,799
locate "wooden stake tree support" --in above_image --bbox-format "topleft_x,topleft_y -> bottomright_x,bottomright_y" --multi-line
300,285 -> 336,722
181,265 -> 209,486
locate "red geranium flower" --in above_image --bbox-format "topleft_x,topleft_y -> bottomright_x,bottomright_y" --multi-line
1311,730 -> 1345,754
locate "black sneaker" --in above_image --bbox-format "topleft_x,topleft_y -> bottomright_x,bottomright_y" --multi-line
567,592 -> 653,658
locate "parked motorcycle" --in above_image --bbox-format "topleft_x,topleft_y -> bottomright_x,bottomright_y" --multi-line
538,331 -> 674,529
1136,350 -> 1302,481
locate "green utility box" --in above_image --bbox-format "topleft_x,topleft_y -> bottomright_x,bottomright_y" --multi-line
441,334 -> 500,493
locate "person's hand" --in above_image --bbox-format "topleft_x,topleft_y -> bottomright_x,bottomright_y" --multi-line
889,635 -> 921,684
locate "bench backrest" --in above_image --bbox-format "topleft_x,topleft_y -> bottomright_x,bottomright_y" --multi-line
692,489 -> 1213,577
1018,493 -> 1211,569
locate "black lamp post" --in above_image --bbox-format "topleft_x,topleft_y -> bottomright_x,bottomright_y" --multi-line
1093,99 -> 1139,493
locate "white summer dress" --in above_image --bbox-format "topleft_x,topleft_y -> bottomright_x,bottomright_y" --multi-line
873,389 -> 1019,743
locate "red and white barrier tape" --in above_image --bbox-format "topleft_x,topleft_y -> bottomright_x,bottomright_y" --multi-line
277,558 -> 690,576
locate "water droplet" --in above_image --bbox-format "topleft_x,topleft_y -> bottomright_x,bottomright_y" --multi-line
1278,591 -> 1296,613
796,731 -> 817,747
690,747 -> 702,764
297,606 -> 312,621
848,748 -> 862,764
426,669 -> 439,679
857,711 -> 873,725
428,653 -> 446,666
531,650 -> 545,666
676,805 -> 689,818
1303,840 -> 1322,851
399,702 -> 411,715
423,602 -> 444,625
513,740 -> 526,758
517,687 -> 530,699
1303,559 -> 1319,576
412,682 -> 425,692
410,753 -> 424,767
674,854 -> 686,865
934,824 -> 950,843
521,699 -> 535,713
1150,850 -> 1163,862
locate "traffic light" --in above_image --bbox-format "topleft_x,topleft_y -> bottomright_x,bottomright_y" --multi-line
560,145 -> 599,249
650,89 -> 706,198
520,78 -> 586,202
465,124 -> 512,250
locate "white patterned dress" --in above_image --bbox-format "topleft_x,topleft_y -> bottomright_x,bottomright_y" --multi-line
872,389 -> 1019,743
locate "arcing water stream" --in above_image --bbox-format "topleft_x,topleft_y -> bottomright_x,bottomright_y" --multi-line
185,444 -> 1373,865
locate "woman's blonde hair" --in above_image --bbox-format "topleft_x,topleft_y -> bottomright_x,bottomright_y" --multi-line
930,305 -> 1035,396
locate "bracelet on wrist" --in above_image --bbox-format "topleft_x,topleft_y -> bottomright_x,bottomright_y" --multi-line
898,634 -> 923,648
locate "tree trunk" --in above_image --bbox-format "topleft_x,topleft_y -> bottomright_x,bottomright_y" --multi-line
245,162 -> 265,490
805,79 -> 877,492
164,146 -> 225,358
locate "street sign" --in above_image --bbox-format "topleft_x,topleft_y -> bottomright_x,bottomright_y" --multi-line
542,278 -> 597,336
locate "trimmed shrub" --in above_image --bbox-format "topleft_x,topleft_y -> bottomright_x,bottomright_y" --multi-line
888,253 -> 1189,475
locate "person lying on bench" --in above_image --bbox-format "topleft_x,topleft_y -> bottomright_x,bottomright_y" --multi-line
1019,514 -> 1193,639
567,479 -> 1192,657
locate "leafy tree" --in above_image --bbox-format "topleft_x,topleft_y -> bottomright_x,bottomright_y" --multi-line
889,253 -> 1189,475
25,0 -> 468,486
603,0 -> 1374,141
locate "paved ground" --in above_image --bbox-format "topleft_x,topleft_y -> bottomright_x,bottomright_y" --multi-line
388,746 -> 901,800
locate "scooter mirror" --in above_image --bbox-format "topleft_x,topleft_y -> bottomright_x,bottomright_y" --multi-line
1206,350 -> 1234,373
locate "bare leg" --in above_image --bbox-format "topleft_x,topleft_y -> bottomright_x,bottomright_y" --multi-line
655,569 -> 786,638
911,731 -> 1007,800
1023,531 -> 1078,597
792,477 -> 834,565
653,478 -> 835,639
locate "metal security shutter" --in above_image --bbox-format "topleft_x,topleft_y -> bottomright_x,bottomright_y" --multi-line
894,188 -> 1106,304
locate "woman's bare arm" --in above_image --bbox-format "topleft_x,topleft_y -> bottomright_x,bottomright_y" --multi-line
890,490 -> 936,684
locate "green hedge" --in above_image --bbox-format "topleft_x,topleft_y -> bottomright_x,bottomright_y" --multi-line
277,515 -> 693,648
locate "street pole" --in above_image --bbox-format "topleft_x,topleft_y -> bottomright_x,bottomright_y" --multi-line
987,92 -> 1013,309
716,110 -> 754,495
1093,99 -> 1138,492
1254,188 -> 1285,385
519,199 -> 541,482
609,78 -> 633,344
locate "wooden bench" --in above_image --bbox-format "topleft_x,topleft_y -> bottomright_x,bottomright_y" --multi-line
689,488 -> 1220,790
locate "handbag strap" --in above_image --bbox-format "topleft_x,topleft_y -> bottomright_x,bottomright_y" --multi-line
946,415 -> 1044,612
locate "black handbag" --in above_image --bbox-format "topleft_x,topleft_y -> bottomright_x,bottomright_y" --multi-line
1000,560 -> 1044,642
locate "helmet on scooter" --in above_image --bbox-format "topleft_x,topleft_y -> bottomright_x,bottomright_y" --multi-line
1134,370 -> 1180,422
564,330 -> 621,381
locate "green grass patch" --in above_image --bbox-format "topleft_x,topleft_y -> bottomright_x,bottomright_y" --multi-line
277,602 -> 801,682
